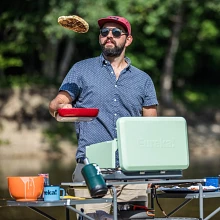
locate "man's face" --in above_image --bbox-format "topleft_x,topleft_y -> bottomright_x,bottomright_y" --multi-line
99,22 -> 128,57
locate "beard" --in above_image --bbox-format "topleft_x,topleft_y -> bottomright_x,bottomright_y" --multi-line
100,39 -> 126,57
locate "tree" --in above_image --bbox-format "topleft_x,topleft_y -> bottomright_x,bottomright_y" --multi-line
160,0 -> 184,106
1,0 -> 220,97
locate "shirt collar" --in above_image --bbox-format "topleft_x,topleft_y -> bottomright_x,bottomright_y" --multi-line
100,54 -> 108,66
99,53 -> 131,71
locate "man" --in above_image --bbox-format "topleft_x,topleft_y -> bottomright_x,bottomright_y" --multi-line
49,16 -> 158,219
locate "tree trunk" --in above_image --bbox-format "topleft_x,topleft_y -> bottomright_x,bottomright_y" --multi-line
160,2 -> 184,106
58,38 -> 75,82
42,41 -> 58,80
0,69 -> 6,84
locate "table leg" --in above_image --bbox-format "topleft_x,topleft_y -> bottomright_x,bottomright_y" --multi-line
198,183 -> 204,220
110,186 -> 118,220
166,199 -> 192,217
204,207 -> 220,220
66,206 -> 94,220
66,207 -> 70,220
150,187 -> 155,210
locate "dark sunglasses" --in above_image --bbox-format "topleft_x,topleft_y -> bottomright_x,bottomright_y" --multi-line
100,28 -> 128,38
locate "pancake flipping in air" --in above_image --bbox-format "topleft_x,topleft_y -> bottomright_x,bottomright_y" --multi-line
58,15 -> 89,33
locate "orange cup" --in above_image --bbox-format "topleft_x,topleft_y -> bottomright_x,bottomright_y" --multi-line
7,176 -> 44,201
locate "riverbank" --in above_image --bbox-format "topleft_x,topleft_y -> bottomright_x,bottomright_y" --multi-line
0,87 -> 219,160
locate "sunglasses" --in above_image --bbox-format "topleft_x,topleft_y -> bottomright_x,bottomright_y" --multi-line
100,28 -> 128,38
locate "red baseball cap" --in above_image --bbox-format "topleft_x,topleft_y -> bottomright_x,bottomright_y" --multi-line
98,16 -> 131,35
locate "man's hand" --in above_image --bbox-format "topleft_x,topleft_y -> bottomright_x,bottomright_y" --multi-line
53,104 -> 73,118
58,103 -> 73,109
49,91 -> 73,118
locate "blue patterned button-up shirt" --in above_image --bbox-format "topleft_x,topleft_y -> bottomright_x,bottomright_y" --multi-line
59,54 -> 158,161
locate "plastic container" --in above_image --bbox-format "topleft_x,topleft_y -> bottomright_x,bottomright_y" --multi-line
205,177 -> 219,188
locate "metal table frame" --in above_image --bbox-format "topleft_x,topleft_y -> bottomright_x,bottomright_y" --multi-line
7,199 -> 114,220
6,186 -> 116,220
6,179 -> 220,220
153,183 -> 220,220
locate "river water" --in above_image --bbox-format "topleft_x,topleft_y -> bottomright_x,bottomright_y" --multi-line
0,156 -> 219,220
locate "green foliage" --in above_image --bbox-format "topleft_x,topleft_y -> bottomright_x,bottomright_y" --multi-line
43,1 -> 75,39
175,51 -> 196,78
1,0 -> 220,101
0,74 -> 58,88
0,122 -> 10,146
0,139 -> 10,146
198,20 -> 218,41
0,4 -> 45,71
175,86 -> 220,111
0,55 -> 23,70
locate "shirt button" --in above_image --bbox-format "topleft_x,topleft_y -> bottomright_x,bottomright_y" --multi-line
114,113 -> 117,116
114,99 -> 116,101
111,71 -> 114,74
115,85 -> 117,87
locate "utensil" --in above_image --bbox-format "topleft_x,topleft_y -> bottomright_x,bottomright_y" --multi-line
56,108 -> 99,122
